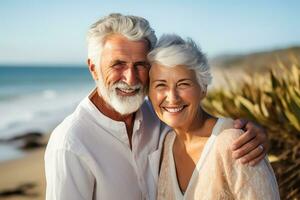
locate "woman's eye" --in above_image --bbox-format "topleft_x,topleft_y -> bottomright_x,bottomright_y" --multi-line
178,83 -> 190,88
155,84 -> 166,88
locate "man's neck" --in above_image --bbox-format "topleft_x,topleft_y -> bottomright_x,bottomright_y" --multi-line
89,89 -> 135,148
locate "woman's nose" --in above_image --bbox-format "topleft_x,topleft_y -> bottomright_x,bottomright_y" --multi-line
166,88 -> 180,104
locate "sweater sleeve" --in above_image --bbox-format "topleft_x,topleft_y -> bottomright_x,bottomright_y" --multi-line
217,129 -> 280,200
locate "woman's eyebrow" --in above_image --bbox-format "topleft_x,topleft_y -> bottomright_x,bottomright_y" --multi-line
178,78 -> 192,83
151,79 -> 167,83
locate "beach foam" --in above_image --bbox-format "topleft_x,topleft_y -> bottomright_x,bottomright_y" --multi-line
0,66 -> 93,161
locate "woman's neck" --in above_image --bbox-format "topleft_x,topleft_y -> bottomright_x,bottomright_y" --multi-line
171,110 -> 217,193
174,110 -> 217,146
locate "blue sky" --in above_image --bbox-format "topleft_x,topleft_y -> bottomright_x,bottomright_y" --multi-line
0,0 -> 299,65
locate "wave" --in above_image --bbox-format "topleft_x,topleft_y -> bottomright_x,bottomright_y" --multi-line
0,86 -> 92,140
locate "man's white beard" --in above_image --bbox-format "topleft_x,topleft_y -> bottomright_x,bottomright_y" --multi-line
96,76 -> 147,115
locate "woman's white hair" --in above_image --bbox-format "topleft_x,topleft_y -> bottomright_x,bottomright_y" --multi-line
147,34 -> 212,91
87,13 -> 157,66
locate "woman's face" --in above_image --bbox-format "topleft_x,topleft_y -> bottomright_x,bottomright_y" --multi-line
149,63 -> 206,130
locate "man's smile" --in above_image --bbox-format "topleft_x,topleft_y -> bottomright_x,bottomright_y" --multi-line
116,88 -> 140,96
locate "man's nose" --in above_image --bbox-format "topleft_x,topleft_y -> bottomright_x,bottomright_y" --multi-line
123,67 -> 138,86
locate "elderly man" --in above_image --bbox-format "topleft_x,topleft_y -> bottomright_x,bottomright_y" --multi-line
45,13 -> 268,200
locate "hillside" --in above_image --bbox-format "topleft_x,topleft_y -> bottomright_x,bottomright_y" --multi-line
210,46 -> 300,73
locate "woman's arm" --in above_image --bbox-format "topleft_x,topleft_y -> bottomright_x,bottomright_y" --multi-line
219,129 -> 280,200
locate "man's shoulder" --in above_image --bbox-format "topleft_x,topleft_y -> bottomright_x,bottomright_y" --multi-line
47,114 -> 82,150
141,99 -> 170,129
141,99 -> 157,117
46,100 -> 94,152
140,99 -> 161,125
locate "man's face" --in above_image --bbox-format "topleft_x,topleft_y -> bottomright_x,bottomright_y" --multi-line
90,34 -> 150,115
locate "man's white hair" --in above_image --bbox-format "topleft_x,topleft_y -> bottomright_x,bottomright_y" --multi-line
87,13 -> 157,66
147,34 -> 212,92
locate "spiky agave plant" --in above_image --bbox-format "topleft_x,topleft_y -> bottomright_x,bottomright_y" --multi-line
203,58 -> 300,199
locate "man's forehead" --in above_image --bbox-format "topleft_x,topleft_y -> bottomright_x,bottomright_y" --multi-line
103,35 -> 150,52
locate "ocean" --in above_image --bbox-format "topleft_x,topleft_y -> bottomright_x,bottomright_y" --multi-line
0,66 -> 94,161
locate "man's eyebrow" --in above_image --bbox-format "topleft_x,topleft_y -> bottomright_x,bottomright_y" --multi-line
111,59 -> 126,64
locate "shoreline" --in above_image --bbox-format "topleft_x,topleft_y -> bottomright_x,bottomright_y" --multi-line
0,136 -> 48,200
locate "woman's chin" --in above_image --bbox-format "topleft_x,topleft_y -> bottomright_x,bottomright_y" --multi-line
164,119 -> 184,129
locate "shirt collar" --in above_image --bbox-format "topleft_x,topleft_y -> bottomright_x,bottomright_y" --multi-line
80,89 -> 145,146
133,106 -> 143,135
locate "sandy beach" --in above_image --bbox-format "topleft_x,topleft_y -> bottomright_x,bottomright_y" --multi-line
0,138 -> 47,200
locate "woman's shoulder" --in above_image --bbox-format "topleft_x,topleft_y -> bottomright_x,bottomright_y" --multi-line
214,118 -> 244,152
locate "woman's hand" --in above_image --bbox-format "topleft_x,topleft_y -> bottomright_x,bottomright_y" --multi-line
231,119 -> 268,166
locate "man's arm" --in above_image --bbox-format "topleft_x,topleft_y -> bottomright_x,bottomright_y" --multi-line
45,149 -> 94,200
231,119 -> 268,166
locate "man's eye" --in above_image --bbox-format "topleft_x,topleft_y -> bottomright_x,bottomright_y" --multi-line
112,63 -> 125,69
135,63 -> 150,69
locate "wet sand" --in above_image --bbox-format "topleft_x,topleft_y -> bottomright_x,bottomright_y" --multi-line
0,141 -> 47,200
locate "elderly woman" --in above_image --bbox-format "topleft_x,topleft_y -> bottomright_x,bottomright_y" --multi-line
148,34 -> 280,199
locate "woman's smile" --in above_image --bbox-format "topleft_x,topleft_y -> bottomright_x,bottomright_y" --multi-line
162,105 -> 187,113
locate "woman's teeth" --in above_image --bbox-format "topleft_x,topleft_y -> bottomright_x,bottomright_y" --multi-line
164,106 -> 184,113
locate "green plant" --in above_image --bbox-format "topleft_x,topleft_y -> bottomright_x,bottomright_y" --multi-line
203,59 -> 300,199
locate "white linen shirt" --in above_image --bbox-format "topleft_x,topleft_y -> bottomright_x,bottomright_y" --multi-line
45,95 -> 168,200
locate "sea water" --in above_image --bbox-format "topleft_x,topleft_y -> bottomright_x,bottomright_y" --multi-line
0,65 -> 94,161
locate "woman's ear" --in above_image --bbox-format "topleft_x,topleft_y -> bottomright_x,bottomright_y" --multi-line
201,87 -> 207,99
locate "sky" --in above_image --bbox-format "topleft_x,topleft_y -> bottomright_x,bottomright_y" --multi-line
0,0 -> 300,65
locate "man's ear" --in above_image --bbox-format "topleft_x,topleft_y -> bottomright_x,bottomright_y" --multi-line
87,59 -> 98,80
